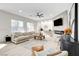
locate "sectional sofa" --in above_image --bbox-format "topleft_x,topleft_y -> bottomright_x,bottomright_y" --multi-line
11,32 -> 36,44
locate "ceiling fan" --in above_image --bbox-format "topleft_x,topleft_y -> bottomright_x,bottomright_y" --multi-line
36,12 -> 44,18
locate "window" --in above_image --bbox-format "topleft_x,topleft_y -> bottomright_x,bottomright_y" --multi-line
11,20 -> 18,32
17,21 -> 24,32
11,19 -> 24,33
27,22 -> 34,32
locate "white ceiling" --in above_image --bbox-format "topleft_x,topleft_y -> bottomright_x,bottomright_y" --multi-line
0,3 -> 72,21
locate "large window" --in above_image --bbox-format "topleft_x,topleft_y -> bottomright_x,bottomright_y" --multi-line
27,22 -> 34,32
11,19 -> 24,33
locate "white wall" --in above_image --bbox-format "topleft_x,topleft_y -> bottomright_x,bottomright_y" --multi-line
0,10 -> 36,42
52,11 -> 68,41
0,11 -> 11,42
53,11 -> 68,31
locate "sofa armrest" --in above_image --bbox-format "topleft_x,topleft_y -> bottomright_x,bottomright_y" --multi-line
47,51 -> 68,56
56,51 -> 68,56
47,51 -> 61,56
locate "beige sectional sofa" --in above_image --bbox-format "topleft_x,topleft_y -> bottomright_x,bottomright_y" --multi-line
11,32 -> 35,44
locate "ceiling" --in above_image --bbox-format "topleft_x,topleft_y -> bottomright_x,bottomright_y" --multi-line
0,3 -> 72,21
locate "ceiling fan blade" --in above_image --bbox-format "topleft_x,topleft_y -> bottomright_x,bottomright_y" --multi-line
40,14 -> 43,16
36,12 -> 44,18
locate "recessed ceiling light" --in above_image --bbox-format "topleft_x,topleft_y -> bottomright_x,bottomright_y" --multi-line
18,10 -> 22,13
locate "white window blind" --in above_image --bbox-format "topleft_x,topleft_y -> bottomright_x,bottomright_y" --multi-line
11,19 -> 24,33
27,22 -> 34,32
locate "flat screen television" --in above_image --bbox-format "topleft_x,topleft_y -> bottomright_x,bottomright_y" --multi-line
54,18 -> 63,26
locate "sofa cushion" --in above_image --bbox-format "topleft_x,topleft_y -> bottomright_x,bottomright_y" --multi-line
12,32 -> 36,44
13,32 -> 23,38
23,32 -> 35,36
14,36 -> 29,42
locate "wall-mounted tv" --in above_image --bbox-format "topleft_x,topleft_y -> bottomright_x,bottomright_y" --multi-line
54,18 -> 63,26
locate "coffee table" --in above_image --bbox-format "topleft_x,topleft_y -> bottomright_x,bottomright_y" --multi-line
32,46 -> 53,56
34,33 -> 45,40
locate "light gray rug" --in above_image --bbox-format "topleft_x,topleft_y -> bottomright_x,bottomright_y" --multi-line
0,35 -> 60,56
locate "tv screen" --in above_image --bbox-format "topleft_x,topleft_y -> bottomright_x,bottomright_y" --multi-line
54,18 -> 63,26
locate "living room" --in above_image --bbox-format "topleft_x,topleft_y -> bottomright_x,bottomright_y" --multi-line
0,3 -> 78,56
